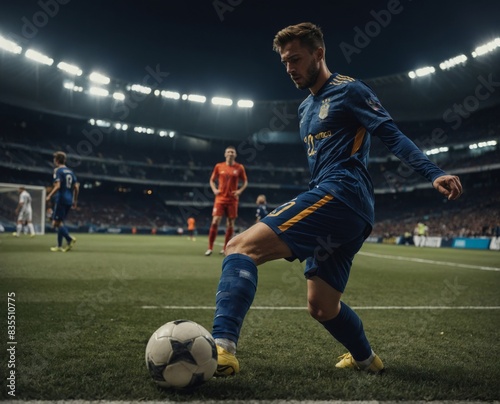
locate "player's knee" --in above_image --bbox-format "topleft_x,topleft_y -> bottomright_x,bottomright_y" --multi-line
225,234 -> 256,259
225,235 -> 242,255
307,302 -> 326,321
307,299 -> 339,322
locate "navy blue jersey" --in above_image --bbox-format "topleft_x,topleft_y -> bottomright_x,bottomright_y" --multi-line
298,73 -> 445,225
53,166 -> 78,205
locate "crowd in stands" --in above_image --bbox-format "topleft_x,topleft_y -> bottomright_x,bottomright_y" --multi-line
372,190 -> 500,239
1,103 -> 499,238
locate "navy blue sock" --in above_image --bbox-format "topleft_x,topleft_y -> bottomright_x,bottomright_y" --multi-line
212,254 -> 258,345
320,301 -> 372,361
57,227 -> 64,247
59,226 -> 71,243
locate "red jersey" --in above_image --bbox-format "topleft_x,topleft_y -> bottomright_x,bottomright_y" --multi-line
211,162 -> 247,204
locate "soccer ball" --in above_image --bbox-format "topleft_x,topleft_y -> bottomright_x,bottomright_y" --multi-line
145,319 -> 217,389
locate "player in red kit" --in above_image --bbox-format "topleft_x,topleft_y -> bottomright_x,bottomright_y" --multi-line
205,146 -> 248,256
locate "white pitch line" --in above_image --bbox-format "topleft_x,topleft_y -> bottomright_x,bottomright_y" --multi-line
141,305 -> 500,310
358,251 -> 500,271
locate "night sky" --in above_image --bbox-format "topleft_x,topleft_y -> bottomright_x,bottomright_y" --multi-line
1,0 -> 499,101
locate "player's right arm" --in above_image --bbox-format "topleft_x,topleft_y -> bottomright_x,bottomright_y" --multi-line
46,180 -> 60,201
15,198 -> 23,216
209,165 -> 220,196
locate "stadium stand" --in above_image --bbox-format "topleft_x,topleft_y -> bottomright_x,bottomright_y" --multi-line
1,100 -> 499,238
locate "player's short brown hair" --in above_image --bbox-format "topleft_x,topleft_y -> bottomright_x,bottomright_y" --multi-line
53,151 -> 67,164
272,22 -> 325,54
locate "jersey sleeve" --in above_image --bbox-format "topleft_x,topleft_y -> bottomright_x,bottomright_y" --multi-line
344,80 -> 393,133
373,120 -> 446,183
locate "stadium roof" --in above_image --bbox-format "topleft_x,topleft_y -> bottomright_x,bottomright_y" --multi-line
0,0 -> 499,141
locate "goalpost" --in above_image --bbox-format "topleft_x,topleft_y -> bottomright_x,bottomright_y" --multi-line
0,183 -> 47,235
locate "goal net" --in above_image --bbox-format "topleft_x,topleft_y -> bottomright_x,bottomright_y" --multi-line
0,183 -> 46,235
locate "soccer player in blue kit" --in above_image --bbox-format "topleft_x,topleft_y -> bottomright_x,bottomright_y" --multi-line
46,151 -> 79,252
211,22 -> 463,376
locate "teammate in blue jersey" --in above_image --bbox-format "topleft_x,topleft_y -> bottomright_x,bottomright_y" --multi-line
255,194 -> 269,223
45,151 -> 79,252
211,22 -> 463,376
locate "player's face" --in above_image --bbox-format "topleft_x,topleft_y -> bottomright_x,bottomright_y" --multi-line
280,39 -> 321,90
224,148 -> 236,162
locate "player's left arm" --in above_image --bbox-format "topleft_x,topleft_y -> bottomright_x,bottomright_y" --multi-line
432,175 -> 462,200
233,166 -> 248,197
373,120 -> 462,200
72,181 -> 80,208
234,178 -> 248,197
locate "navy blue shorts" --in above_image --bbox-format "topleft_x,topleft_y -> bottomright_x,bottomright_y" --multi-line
261,187 -> 370,293
52,202 -> 71,222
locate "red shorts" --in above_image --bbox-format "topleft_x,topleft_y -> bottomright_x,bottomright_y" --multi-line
212,201 -> 238,218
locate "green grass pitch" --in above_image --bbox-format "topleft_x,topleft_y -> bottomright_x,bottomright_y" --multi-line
1,233 -> 499,400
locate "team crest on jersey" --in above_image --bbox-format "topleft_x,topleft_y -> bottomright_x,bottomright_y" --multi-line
366,97 -> 382,111
319,98 -> 330,119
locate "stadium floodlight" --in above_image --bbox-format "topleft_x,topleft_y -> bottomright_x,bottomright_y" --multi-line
425,147 -> 449,155
128,84 -> 152,94
0,36 -> 22,54
89,87 -> 109,97
113,122 -> 128,130
161,90 -> 180,100
186,94 -> 206,103
95,119 -> 110,127
472,38 -> 500,58
57,61 -> 82,76
25,49 -> 54,66
113,92 -> 125,101
237,99 -> 254,108
439,54 -> 467,70
63,81 -> 83,92
408,66 -> 435,79
89,72 -> 110,84
211,97 -> 233,106
158,130 -> 175,138
134,126 -> 155,134
469,140 -> 497,149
